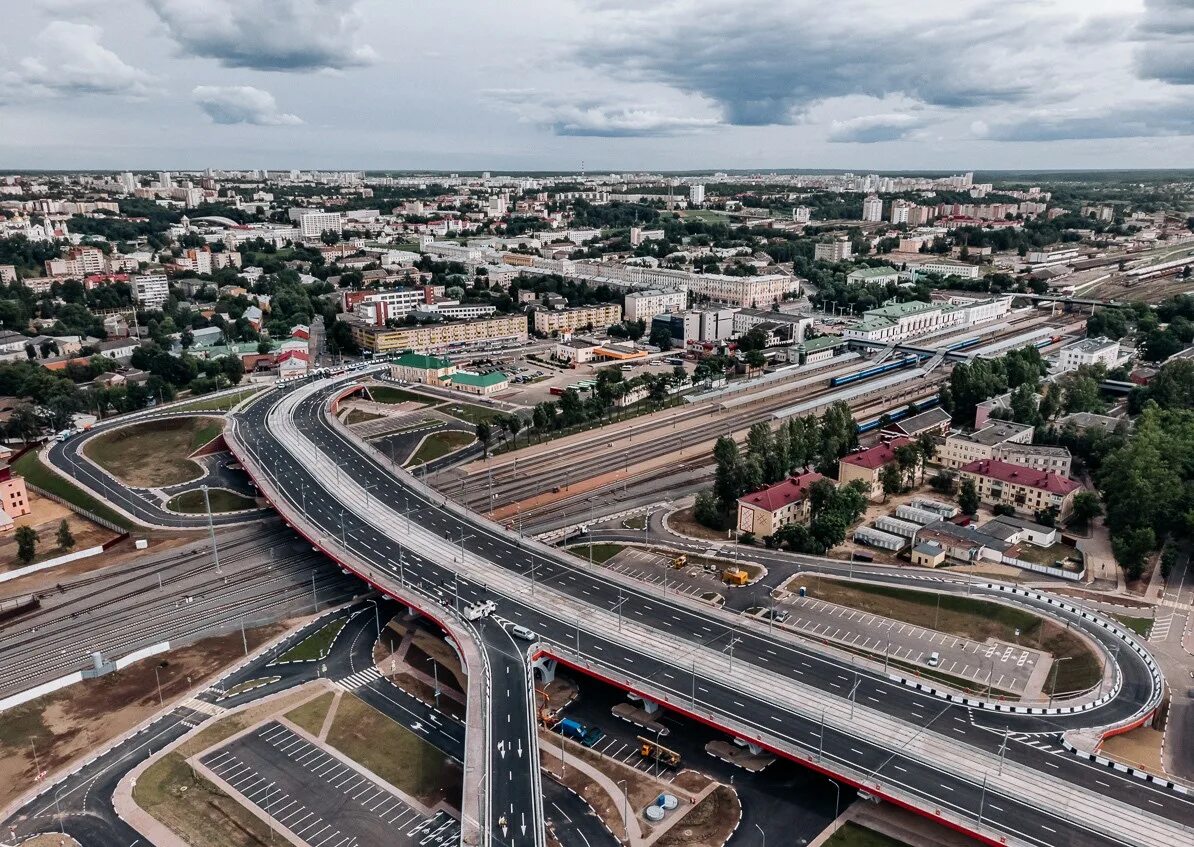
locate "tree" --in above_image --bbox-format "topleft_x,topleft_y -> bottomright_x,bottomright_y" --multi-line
992,503 -> 1016,517
56,519 -> 75,551
693,489 -> 723,530
649,323 -> 672,351
15,525 -> 37,564
713,436 -> 745,514
505,415 -> 523,448
958,478 -> 981,515
915,432 -> 937,463
1070,491 -> 1103,529
1112,526 -> 1155,580
475,420 -> 492,457
744,349 -> 766,371
880,463 -> 903,501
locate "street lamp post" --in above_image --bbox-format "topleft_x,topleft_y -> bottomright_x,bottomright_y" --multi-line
826,777 -> 840,821
202,485 -> 221,576
616,778 -> 629,842
755,823 -> 766,847
1048,656 -> 1072,708
154,665 -> 164,705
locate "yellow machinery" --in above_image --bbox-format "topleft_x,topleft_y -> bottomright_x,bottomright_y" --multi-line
721,568 -> 749,586
638,736 -> 681,767
671,554 -> 687,569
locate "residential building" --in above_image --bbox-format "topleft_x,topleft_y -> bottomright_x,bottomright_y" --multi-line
0,265 -> 16,283
837,437 -> 922,500
299,211 -> 343,239
95,338 -> 140,361
45,246 -> 107,277
959,459 -> 1081,519
992,443 -> 1073,477
533,304 -> 622,336
736,471 -> 825,537
133,273 -> 169,309
684,273 -> 799,308
940,420 -> 1034,469
792,206 -> 812,224
911,258 -> 982,279
0,463 -> 30,529
688,184 -> 706,205
845,266 -> 900,286
732,309 -> 812,343
624,289 -> 686,322
352,314 -> 529,354
451,371 -> 508,395
814,239 -> 853,262
389,352 -> 456,385
1058,336 -> 1119,373
861,195 -> 883,222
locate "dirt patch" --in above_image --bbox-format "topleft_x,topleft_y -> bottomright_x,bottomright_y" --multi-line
0,531 -> 202,594
409,629 -> 467,694
83,417 -> 223,487
1051,587 -> 1152,609
0,623 -> 288,809
671,770 -> 709,793
654,784 -> 741,847
0,491 -> 118,572
1100,726 -> 1166,774
668,507 -> 732,542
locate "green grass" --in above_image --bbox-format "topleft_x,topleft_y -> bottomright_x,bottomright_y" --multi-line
405,431 -> 475,466
169,387 -> 262,413
345,409 -> 385,425
1112,615 -> 1153,638
11,450 -> 132,529
367,385 -> 435,406
567,543 -> 625,564
325,694 -> 461,807
442,403 -> 501,425
167,488 -> 257,513
1015,541 -> 1081,568
822,823 -> 911,847
285,692 -> 335,737
84,417 -> 222,487
273,619 -> 346,663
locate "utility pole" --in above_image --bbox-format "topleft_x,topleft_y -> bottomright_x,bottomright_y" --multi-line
311,570 -> 318,612
978,773 -> 988,827
203,485 -> 221,575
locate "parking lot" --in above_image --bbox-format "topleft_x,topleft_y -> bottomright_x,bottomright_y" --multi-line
772,594 -> 1042,694
199,721 -> 459,847
602,547 -> 734,601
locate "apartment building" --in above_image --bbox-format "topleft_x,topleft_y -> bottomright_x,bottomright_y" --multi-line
838,437 -> 922,500
0,463 -> 31,531
814,239 -> 853,262
958,459 -> 1081,520
992,443 -> 1073,477
940,420 -> 1034,469
533,304 -> 622,336
352,314 -> 528,354
624,288 -> 686,322
736,471 -> 825,536
685,273 -> 799,308
1058,336 -> 1119,373
45,246 -> 107,277
133,273 -> 169,309
299,211 -> 343,239
862,195 -> 883,222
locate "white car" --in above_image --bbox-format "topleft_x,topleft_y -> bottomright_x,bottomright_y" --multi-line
510,624 -> 536,641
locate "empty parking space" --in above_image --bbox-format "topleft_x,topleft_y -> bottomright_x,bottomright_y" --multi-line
200,721 -> 458,847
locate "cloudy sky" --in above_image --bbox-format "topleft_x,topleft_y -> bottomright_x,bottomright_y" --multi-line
1,0 -> 1191,171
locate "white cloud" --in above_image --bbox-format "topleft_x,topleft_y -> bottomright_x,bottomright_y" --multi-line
486,89 -> 717,137
828,113 -> 926,143
148,0 -> 376,72
18,21 -> 150,97
193,85 -> 303,126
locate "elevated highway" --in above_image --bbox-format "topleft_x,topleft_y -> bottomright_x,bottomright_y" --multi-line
226,370 -> 1191,847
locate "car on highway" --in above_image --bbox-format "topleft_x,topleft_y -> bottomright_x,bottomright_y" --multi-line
510,624 -> 536,641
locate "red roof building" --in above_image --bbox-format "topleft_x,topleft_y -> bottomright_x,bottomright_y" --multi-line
736,471 -> 825,536
838,437 -> 921,499
958,459 -> 1081,519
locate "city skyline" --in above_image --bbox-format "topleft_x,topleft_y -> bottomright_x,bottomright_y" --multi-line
2,0 -> 1193,171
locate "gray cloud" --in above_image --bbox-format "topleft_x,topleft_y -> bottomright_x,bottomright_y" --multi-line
18,21 -> 150,97
1135,0 -> 1194,85
486,90 -> 718,137
193,85 -> 302,125
148,0 -> 376,72
573,1 -> 1037,126
827,113 -> 926,143
980,97 -> 1194,141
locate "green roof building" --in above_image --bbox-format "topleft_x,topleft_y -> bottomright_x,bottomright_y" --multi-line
451,370 -> 509,395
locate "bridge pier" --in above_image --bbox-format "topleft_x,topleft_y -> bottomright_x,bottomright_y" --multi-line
628,693 -> 661,715
532,656 -> 557,685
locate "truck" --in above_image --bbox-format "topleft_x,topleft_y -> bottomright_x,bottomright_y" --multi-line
670,554 -> 687,569
557,718 -> 604,747
463,600 -> 496,621
721,568 -> 749,586
638,736 -> 681,767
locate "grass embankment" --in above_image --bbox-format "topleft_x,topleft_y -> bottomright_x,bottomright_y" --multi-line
325,694 -> 461,807
793,576 -> 1100,694
405,431 -> 474,466
344,409 -> 385,425
273,619 -> 346,663
1112,615 -> 1154,638
169,387 -> 262,413
84,417 -> 222,487
367,385 -> 434,406
441,403 -> 500,425
11,449 -> 132,529
823,823 -> 912,847
167,488 -> 258,513
284,692 -> 335,736
568,543 -> 625,564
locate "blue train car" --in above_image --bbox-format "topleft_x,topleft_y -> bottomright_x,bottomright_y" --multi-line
829,355 -> 918,387
857,395 -> 941,433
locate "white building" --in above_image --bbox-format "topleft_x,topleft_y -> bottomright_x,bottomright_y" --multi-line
624,288 -> 686,322
793,206 -> 812,224
689,184 -> 706,205
133,273 -> 169,310
1058,336 -> 1119,373
814,239 -> 853,262
685,273 -> 799,308
862,195 -> 883,222
912,258 -> 982,280
846,266 -> 900,286
299,211 -> 343,239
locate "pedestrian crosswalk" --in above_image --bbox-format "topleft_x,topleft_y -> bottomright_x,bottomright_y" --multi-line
336,667 -> 382,691
181,696 -> 226,717
1150,614 -> 1173,643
